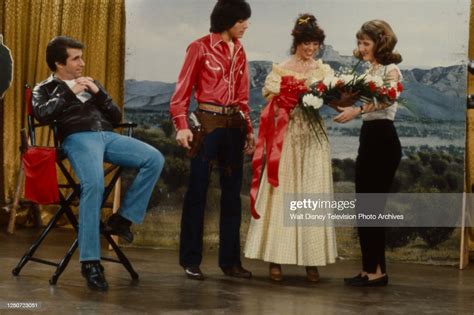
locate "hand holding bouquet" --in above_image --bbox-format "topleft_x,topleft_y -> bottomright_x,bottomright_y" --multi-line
305,61 -> 404,108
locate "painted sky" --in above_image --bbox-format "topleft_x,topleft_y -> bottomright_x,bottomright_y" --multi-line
125,0 -> 470,82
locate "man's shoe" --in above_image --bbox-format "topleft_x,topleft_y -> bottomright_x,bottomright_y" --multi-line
221,265 -> 252,279
105,213 -> 133,243
81,261 -> 108,291
184,266 -> 205,280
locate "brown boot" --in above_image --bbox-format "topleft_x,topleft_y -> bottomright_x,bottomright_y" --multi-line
305,266 -> 320,282
269,263 -> 282,281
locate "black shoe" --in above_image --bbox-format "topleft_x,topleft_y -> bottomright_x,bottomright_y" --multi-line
81,262 -> 108,291
105,213 -> 133,243
346,274 -> 389,287
184,266 -> 205,280
344,273 -> 363,284
221,265 -> 252,279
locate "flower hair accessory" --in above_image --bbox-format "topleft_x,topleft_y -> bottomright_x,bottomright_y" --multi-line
298,17 -> 310,24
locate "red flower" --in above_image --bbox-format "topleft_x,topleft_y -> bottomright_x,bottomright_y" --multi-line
368,82 -> 377,93
378,86 -> 388,95
316,82 -> 327,93
397,82 -> 403,93
279,76 -> 308,100
388,87 -> 397,100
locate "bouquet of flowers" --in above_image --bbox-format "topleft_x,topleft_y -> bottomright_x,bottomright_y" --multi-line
303,63 -> 365,106
301,61 -> 404,112
299,61 -> 405,140
358,74 -> 404,107
299,81 -> 329,142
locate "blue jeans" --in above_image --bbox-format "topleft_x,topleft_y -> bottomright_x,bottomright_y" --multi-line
179,127 -> 245,268
62,131 -> 164,262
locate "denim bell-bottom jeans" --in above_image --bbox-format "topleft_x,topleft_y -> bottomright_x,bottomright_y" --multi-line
62,131 -> 164,262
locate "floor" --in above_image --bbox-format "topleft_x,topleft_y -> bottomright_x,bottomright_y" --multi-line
1,227 -> 474,314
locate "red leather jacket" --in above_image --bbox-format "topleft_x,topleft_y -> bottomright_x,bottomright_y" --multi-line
170,33 -> 252,134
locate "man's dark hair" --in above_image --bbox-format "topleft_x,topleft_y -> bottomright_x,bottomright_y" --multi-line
210,0 -> 251,33
46,36 -> 84,71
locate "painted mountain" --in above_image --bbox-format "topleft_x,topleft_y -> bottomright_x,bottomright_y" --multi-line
125,45 -> 467,126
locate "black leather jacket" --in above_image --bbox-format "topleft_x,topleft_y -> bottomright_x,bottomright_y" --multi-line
32,75 -> 122,141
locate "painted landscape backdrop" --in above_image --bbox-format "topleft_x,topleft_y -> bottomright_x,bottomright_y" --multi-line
122,45 -> 466,263
125,44 -> 466,159
123,0 -> 469,264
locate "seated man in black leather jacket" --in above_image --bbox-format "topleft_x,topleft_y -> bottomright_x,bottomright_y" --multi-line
32,36 -> 164,291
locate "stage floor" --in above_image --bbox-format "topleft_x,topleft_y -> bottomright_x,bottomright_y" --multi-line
1,227 -> 474,314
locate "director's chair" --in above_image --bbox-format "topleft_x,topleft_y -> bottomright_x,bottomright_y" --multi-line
11,84 -> 139,285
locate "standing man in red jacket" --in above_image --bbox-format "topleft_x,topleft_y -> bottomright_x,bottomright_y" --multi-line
170,0 -> 255,280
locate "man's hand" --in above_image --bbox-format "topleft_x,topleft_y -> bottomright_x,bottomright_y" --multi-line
244,132 -> 255,155
176,129 -> 193,149
333,106 -> 361,123
70,80 -> 89,95
75,77 -> 99,94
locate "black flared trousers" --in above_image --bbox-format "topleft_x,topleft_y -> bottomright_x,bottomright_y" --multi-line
180,127 -> 245,269
355,119 -> 401,274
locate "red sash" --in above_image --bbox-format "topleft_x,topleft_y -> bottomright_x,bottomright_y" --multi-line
250,76 -> 307,219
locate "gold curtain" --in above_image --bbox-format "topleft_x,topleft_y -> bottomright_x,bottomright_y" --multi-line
0,0 -> 125,204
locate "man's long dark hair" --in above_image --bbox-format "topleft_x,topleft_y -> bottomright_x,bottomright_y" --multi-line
210,0 -> 251,33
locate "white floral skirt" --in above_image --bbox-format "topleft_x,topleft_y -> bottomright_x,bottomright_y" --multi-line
244,109 -> 338,266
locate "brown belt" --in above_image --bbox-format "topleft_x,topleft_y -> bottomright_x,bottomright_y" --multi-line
186,109 -> 246,158
195,110 -> 245,133
198,103 -> 240,115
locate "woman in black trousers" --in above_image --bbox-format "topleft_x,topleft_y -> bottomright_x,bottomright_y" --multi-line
334,20 -> 403,286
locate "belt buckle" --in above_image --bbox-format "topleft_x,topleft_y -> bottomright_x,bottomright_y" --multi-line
225,106 -> 236,115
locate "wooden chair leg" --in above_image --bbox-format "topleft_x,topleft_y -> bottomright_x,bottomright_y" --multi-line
109,178 -> 121,250
7,165 -> 25,234
460,192 -> 470,269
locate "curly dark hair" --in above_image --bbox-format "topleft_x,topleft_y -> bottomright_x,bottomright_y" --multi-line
290,13 -> 325,55
210,0 -> 251,33
353,20 -> 402,65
